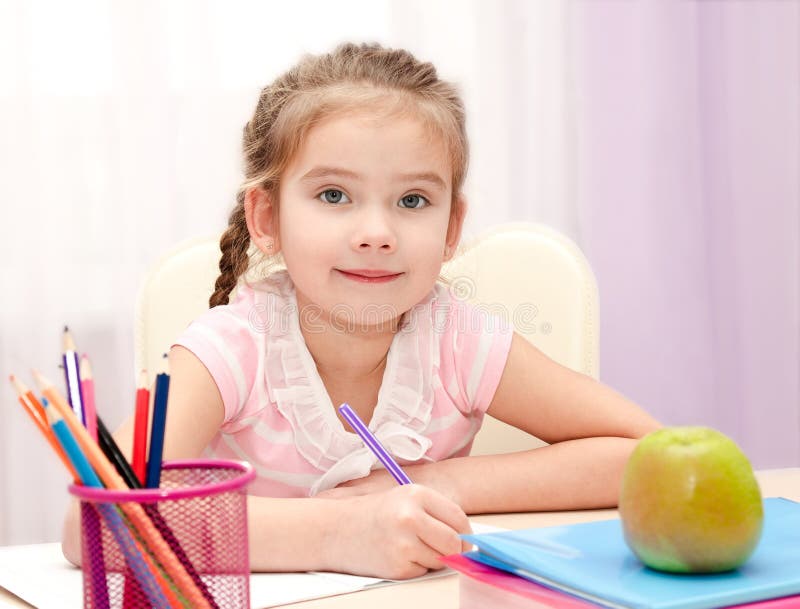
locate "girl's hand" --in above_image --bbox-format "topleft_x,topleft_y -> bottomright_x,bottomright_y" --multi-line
327,484 -> 472,580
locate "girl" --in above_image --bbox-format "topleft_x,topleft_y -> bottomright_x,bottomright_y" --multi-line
63,42 -> 660,579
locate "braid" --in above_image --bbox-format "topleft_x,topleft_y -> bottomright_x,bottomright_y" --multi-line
209,193 -> 250,307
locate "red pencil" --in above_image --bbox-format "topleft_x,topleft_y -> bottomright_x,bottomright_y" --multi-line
132,370 -> 149,485
79,355 -> 98,441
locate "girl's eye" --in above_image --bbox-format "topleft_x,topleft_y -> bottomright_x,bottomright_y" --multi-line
398,194 -> 429,209
318,189 -> 350,205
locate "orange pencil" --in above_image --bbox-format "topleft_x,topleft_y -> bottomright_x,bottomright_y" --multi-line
132,370 -> 150,485
32,371 -> 211,609
9,375 -> 79,482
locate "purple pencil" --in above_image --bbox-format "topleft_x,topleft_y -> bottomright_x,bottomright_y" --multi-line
62,327 -> 86,426
338,403 -> 412,485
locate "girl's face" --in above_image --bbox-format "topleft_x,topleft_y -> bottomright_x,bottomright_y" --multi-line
275,108 -> 461,330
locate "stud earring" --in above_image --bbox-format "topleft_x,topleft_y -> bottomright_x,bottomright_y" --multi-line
265,239 -> 274,252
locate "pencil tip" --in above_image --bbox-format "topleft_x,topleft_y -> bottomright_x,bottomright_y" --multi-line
79,355 -> 92,378
157,353 -> 170,375
41,399 -> 57,425
9,374 -> 25,392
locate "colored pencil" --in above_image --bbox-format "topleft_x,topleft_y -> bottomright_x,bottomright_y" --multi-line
338,403 -> 413,485
9,375 -> 79,482
96,412 -> 223,609
61,327 -> 86,426
37,372 -> 188,609
95,406 -> 158,609
97,416 -> 140,489
33,370 -> 212,609
44,400 -> 167,609
97,412 -> 219,609
146,357 -> 170,489
79,354 -> 98,441
132,370 -> 150,485
45,399 -> 97,483
44,398 -> 111,609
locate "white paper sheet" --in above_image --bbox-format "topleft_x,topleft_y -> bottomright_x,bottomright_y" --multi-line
0,543 -> 82,609
0,522 -> 502,608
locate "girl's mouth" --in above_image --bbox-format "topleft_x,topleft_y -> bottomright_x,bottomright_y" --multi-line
336,269 -> 404,283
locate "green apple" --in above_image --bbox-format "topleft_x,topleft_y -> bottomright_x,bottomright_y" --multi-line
619,426 -> 763,573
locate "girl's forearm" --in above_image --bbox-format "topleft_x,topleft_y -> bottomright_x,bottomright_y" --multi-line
67,493 -> 345,572
247,495 -> 345,572
413,437 -> 640,514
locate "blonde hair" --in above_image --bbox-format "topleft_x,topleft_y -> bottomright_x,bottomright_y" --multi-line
210,42 -> 469,307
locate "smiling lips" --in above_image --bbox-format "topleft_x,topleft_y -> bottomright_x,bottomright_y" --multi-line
336,269 -> 404,283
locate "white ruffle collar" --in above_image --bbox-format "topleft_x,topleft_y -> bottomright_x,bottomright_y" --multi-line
256,271 -> 446,495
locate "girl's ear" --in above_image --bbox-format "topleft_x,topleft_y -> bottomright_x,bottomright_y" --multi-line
444,193 -> 468,261
244,187 -> 281,255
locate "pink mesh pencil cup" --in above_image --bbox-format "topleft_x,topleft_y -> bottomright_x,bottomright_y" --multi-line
69,459 -> 255,609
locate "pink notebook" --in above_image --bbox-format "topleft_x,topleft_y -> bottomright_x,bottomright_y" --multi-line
441,554 -> 800,609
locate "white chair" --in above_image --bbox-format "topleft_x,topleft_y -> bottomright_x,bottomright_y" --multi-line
134,223 -> 599,456
441,224 -> 599,454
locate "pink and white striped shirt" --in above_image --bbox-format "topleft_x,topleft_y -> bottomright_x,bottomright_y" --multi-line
175,271 -> 513,497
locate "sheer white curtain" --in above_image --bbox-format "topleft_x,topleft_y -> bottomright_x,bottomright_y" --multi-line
0,1 -> 570,545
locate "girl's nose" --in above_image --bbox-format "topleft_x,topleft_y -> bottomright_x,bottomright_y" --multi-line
350,206 -> 397,253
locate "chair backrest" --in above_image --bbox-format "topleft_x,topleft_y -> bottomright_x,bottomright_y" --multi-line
440,223 -> 598,455
134,222 -> 598,456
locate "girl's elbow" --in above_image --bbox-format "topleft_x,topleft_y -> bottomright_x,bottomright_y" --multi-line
61,500 -> 82,567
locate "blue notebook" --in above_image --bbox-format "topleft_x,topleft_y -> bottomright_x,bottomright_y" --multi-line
462,497 -> 800,609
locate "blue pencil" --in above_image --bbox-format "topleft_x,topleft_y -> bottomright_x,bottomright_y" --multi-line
44,401 -> 171,609
145,362 -> 170,488
338,403 -> 413,485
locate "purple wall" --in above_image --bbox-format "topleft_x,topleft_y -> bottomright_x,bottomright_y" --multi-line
572,1 -> 799,467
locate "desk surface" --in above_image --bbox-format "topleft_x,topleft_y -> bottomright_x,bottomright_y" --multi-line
2,468 -> 797,609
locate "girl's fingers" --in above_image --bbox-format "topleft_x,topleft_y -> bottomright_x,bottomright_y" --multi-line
390,485 -> 472,571
412,514 -> 466,570
418,485 -> 472,536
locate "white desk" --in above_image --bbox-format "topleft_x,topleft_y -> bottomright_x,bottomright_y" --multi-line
1,468 -> 797,609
